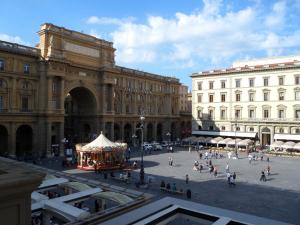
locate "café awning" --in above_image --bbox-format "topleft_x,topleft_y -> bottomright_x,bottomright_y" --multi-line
227,139 -> 242,145
192,131 -> 257,138
274,134 -> 300,141
281,141 -> 296,149
270,141 -> 284,148
218,138 -> 232,145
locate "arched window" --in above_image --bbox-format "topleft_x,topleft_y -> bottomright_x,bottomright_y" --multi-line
221,126 -> 226,131
236,127 -> 240,131
249,127 -> 254,132
279,128 -> 284,133
296,128 -> 300,134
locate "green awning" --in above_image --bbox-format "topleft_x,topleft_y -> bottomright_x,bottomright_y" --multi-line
92,191 -> 133,204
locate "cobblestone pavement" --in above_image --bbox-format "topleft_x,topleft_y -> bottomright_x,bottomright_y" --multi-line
40,147 -> 300,224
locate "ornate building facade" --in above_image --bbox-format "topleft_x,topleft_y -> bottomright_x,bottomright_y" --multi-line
192,56 -> 300,146
0,23 -> 184,157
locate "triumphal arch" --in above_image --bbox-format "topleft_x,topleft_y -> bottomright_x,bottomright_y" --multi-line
0,23 -> 185,157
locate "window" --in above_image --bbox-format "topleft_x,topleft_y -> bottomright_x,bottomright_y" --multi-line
197,94 -> 202,103
295,110 -> 300,119
220,109 -> 226,119
279,128 -> 284,133
295,75 -> 300,85
279,77 -> 284,85
249,78 -> 254,87
263,109 -> 269,119
0,96 -> 3,111
209,94 -> 214,102
209,126 -> 214,130
52,82 -> 57,93
278,109 -> 285,119
209,81 -> 214,89
221,93 -> 226,102
236,127 -> 240,131
279,92 -> 284,101
263,77 -> 269,86
197,82 -> 202,90
221,126 -> 226,131
208,110 -> 214,119
126,105 -> 129,113
24,64 -> 30,74
249,93 -> 254,102
0,59 -> 4,71
197,109 -> 202,119
221,81 -> 226,89
0,79 -> 3,88
236,93 -> 240,102
295,91 -> 300,100
249,127 -> 254,132
21,96 -> 29,111
263,92 -> 269,101
249,109 -> 255,119
198,126 -> 202,130
235,109 -> 241,119
22,81 -> 28,89
296,128 -> 300,133
235,79 -> 241,88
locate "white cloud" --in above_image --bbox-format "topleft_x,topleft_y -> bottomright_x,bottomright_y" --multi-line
0,33 -> 30,46
87,0 -> 300,68
89,29 -> 102,38
87,16 -> 135,26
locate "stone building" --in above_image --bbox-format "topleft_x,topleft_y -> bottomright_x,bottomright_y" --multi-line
0,23 -> 184,157
191,55 -> 300,146
179,84 -> 192,138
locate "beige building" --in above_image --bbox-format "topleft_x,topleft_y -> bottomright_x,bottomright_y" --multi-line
0,23 -> 186,158
192,55 -> 300,146
179,84 -> 192,137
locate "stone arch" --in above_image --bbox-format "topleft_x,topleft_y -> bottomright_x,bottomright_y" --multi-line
16,124 -> 33,158
261,127 -> 271,146
114,123 -> 121,141
64,86 -> 98,143
171,122 -> 176,141
0,125 -> 8,156
147,123 -> 153,142
156,123 -> 163,142
124,123 -> 133,144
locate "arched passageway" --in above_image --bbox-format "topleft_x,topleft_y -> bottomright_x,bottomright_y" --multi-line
157,123 -> 163,142
124,123 -> 132,144
16,125 -> 33,158
0,125 -> 8,156
171,122 -> 176,141
147,123 -> 153,142
64,87 -> 97,143
114,123 -> 121,141
261,127 -> 271,146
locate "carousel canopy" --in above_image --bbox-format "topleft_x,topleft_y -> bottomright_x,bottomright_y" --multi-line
271,141 -> 284,148
81,132 -> 122,152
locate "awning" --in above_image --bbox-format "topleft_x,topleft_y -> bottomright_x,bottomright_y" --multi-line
210,137 -> 223,144
227,139 -> 242,145
196,136 -> 206,143
218,138 -> 232,145
274,134 -> 300,141
294,143 -> 300,149
237,139 -> 253,146
38,177 -> 69,189
205,137 -> 212,143
192,131 -> 257,138
92,191 -> 133,205
271,141 -> 284,148
281,141 -> 296,149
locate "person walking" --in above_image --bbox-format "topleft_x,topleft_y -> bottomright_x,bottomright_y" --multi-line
260,170 -> 266,182
185,174 -> 189,184
226,172 -> 231,186
199,164 -> 203,173
170,157 -> 173,166
225,163 -> 229,173
233,172 -> 236,183
267,165 -> 271,176
213,166 -> 218,177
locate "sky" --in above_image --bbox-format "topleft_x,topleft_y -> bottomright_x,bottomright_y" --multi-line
1,0 -> 300,88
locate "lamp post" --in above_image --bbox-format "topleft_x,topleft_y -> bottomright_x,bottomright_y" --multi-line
132,134 -> 137,150
139,115 -> 145,184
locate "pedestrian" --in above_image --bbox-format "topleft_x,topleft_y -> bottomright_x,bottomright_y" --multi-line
233,172 -> 236,182
94,200 -> 100,212
189,146 -> 191,153
199,152 -> 203,160
260,170 -> 266,182
186,189 -> 191,199
185,174 -> 189,184
170,157 -> 173,166
226,163 -> 229,173
267,165 -> 271,176
213,166 -> 218,177
248,154 -> 252,164
226,172 -> 231,186
267,157 -> 270,162
199,164 -> 203,173
230,175 -> 236,186
168,156 -> 171,166
205,151 -> 208,159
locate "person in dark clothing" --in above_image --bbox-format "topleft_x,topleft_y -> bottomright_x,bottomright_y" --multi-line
94,200 -> 100,212
166,183 -> 171,190
260,171 -> 266,182
160,180 -> 166,188
186,189 -> 191,199
185,174 -> 189,184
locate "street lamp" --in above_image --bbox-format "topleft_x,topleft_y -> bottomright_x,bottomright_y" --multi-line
138,115 -> 145,184
132,134 -> 137,149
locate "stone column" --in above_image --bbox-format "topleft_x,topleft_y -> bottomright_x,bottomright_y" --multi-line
10,77 -> 17,112
102,85 -> 107,112
59,122 -> 64,156
47,77 -> 53,111
60,78 -> 65,110
9,123 -> 16,156
46,122 -> 52,156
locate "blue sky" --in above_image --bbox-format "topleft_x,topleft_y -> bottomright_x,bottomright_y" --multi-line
1,0 -> 300,88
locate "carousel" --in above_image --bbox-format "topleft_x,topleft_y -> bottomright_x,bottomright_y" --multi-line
76,132 -> 127,171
